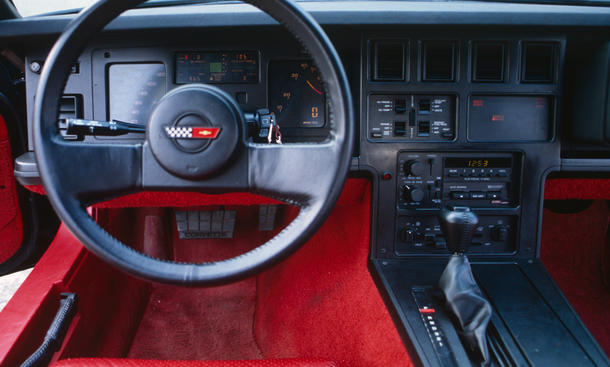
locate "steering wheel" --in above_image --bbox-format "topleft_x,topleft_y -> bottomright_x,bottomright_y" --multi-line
33,0 -> 354,285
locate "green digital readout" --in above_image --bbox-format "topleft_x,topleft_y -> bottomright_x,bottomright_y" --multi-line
209,62 -> 222,73
175,51 -> 258,84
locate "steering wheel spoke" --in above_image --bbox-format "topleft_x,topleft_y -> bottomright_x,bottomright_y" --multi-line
248,142 -> 339,207
47,140 -> 142,205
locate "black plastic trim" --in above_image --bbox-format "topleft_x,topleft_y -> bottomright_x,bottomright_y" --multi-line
1,1 -> 610,43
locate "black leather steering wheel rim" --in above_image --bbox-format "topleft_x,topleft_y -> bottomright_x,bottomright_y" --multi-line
33,0 -> 354,285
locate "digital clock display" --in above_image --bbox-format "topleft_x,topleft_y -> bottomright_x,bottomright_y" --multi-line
445,157 -> 511,168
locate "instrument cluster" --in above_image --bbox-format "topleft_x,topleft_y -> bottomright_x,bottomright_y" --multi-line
105,50 -> 327,140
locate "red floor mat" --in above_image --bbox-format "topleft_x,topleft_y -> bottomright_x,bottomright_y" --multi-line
541,200 -> 610,356
127,280 -> 262,361
128,206 -> 281,360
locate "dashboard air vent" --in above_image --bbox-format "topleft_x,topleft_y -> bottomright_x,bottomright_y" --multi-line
422,41 -> 456,82
473,42 -> 505,82
58,95 -> 83,140
522,42 -> 556,83
371,41 -> 406,81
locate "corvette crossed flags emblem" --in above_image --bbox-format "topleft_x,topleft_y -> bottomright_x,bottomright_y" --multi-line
165,126 -> 221,139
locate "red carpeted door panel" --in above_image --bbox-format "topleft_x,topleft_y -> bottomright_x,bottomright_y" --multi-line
541,200 -> 610,356
545,179 -> 610,200
0,114 -> 22,263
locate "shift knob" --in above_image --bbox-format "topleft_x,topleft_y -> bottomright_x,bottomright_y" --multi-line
438,206 -> 479,254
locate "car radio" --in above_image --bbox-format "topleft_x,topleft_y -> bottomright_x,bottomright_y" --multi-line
396,151 -> 521,209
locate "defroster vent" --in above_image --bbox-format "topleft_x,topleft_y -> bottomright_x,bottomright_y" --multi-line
371,41 -> 406,81
472,42 -> 505,82
521,42 -> 557,83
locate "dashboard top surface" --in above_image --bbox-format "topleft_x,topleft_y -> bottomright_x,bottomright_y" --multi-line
1,0 -> 610,42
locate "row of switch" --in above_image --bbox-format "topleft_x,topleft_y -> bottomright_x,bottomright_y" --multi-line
451,191 -> 502,200
476,224 -> 509,242
399,228 -> 447,249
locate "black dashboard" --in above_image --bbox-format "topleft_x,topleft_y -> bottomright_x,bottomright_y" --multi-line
9,1 -> 610,264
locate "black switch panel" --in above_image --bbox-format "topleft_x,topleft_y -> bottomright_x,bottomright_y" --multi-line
368,94 -> 455,141
395,215 -> 516,255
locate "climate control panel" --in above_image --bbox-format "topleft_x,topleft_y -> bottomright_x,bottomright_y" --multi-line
368,94 -> 455,141
397,152 -> 520,209
395,215 -> 517,255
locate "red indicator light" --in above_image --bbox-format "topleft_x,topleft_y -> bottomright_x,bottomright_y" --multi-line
473,100 -> 484,107
491,114 -> 505,122
383,172 -> 392,180
184,54 -> 189,60
419,308 -> 436,314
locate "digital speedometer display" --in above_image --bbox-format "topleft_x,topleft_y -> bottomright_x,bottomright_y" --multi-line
268,60 -> 326,128
107,63 -> 167,125
175,51 -> 259,84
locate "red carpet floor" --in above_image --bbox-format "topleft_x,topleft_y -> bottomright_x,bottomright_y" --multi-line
128,206 -> 278,361
125,181 -> 411,366
541,200 -> 610,356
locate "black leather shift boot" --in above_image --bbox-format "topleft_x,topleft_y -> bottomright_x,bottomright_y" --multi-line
438,254 -> 492,363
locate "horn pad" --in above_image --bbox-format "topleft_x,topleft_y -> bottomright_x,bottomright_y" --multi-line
147,84 -> 241,179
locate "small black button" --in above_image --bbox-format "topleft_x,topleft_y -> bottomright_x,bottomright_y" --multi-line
470,191 -> 486,199
451,191 -> 469,200
491,226 -> 508,241
487,192 -> 501,200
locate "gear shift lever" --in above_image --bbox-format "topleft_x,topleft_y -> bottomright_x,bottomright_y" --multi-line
438,206 -> 479,254
437,206 -> 492,363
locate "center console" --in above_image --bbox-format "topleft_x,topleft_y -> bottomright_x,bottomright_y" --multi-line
359,31 -> 608,367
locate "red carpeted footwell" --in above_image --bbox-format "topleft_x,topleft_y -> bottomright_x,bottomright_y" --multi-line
127,206 -> 282,361
541,200 -> 610,356
125,180 -> 411,366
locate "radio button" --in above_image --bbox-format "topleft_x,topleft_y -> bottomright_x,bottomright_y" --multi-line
470,191 -> 486,199
487,192 -> 501,200
451,191 -> 470,200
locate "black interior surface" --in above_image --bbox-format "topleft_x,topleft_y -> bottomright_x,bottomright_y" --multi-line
4,1 -> 610,366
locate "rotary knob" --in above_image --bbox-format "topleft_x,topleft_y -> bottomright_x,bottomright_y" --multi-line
404,160 -> 425,176
403,185 -> 425,202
